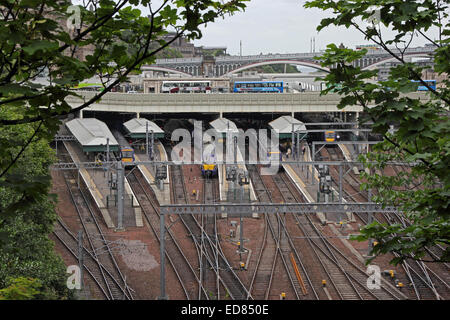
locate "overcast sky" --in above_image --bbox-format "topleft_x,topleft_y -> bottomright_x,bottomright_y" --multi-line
191,0 -> 438,55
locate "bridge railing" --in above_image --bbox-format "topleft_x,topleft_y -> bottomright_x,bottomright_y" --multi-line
152,46 -> 435,66
66,91 -> 430,111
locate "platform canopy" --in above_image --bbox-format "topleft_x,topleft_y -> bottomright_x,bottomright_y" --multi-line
268,115 -> 307,139
209,117 -> 239,138
65,118 -> 119,152
123,118 -> 164,139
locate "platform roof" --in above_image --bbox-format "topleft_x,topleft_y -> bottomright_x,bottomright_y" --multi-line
123,118 -> 164,139
209,118 -> 239,138
268,116 -> 307,139
65,118 -> 119,152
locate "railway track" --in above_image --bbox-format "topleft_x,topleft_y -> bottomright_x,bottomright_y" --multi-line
169,164 -> 211,300
246,165 -> 278,299
200,176 -> 221,299
168,162 -> 252,300
323,146 -> 450,300
247,164 -> 318,300
126,167 -> 206,300
201,174 -> 252,300
276,167 -> 404,300
53,219 -> 132,299
56,144 -> 134,300
325,147 -> 369,201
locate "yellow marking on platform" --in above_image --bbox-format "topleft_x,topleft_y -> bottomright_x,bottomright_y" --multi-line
65,142 -> 105,207
339,144 -> 352,161
285,164 -> 307,189
157,142 -> 167,161
135,154 -> 155,181
84,171 -> 105,204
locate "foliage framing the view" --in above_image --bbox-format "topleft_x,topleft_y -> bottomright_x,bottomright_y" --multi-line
0,0 -> 248,299
0,0 -> 248,208
0,105 -> 70,299
304,0 -> 449,264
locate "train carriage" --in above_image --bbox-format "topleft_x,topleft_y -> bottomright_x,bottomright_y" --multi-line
202,141 -> 218,177
112,129 -> 136,167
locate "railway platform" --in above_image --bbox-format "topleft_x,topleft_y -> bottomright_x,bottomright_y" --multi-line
135,140 -> 171,205
64,141 -> 143,229
219,146 -> 258,218
282,145 -> 354,224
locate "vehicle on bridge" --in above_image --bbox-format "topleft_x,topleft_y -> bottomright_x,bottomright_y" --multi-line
71,83 -> 104,92
233,81 -> 283,93
411,79 -> 436,91
161,80 -> 212,93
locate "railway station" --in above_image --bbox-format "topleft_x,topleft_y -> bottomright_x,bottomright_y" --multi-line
50,93 -> 449,302
3,0 -> 448,308
62,118 -> 143,229
46,53 -> 447,302
123,118 -> 171,204
208,117 -> 257,215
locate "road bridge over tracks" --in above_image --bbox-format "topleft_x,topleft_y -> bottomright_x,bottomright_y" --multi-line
66,91 -> 430,117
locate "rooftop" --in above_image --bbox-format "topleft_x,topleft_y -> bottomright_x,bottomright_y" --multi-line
268,116 -> 306,134
65,118 -> 118,151
209,117 -> 239,134
123,118 -> 164,138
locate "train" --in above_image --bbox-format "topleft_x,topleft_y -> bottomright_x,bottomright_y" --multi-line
120,145 -> 135,165
267,150 -> 283,172
201,141 -> 218,177
112,129 -> 135,167
325,130 -> 336,142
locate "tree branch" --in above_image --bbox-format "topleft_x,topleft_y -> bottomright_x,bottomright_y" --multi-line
0,120 -> 44,179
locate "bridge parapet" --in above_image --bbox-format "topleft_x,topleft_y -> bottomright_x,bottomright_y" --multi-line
67,91 -> 430,114
154,46 -> 435,65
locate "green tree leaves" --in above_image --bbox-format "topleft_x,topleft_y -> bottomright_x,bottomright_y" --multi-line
0,0 -> 248,299
0,277 -> 43,300
306,0 -> 449,264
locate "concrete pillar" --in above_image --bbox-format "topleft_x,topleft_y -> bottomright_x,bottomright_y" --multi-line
117,161 -> 124,231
